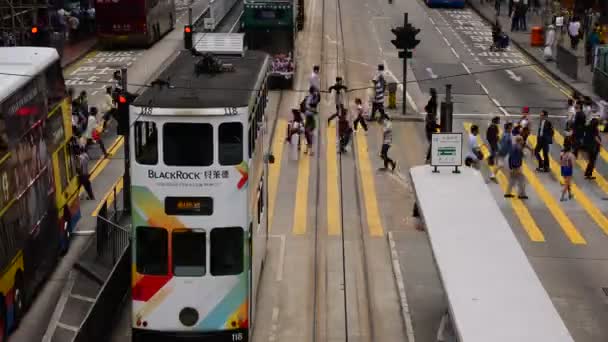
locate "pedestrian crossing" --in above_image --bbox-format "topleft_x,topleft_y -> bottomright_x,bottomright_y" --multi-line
463,121 -> 608,246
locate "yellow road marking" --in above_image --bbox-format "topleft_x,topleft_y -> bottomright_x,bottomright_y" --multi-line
292,146 -> 310,235
354,131 -> 383,237
80,136 -> 124,197
64,50 -> 98,74
92,176 -> 124,217
466,123 -> 585,244
464,124 -> 544,241
268,120 -> 287,232
326,124 -> 340,236
530,135 -> 608,236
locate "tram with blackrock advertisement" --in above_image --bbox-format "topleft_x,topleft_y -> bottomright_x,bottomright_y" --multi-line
129,47 -> 271,342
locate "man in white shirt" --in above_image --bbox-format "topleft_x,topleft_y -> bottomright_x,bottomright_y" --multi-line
466,125 -> 482,168
309,65 -> 320,93
568,18 -> 581,49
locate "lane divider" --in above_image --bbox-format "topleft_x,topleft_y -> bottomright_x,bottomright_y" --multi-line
292,143 -> 311,235
354,130 -> 384,237
327,123 -> 341,236
268,120 -> 287,232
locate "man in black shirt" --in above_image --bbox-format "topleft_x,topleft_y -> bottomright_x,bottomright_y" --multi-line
534,110 -> 553,172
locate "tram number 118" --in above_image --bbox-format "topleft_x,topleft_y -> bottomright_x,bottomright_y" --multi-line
231,332 -> 244,341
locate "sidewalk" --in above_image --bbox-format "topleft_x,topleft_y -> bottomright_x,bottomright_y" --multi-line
467,0 -> 603,104
60,35 -> 97,68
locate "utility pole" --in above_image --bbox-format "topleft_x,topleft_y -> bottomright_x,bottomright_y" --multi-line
120,67 -> 131,213
390,13 -> 421,115
440,84 -> 453,133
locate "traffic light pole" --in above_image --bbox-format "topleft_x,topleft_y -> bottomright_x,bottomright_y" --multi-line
121,67 -> 131,213
402,13 -> 408,116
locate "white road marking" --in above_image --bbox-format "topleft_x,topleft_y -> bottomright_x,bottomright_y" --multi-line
270,234 -> 286,282
461,62 -> 471,74
388,232 -> 416,342
435,26 -> 443,35
42,271 -> 77,342
229,11 -> 244,33
70,293 -> 96,303
425,67 -> 438,79
492,98 -> 511,116
476,79 -> 489,95
56,322 -> 79,333
442,36 -> 451,46
268,307 -> 280,342
450,47 -> 460,59
505,69 -> 522,82
72,230 -> 96,236
429,17 -> 435,25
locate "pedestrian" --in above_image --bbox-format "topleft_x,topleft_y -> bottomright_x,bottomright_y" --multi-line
583,117 -> 600,180
353,98 -> 368,133
566,98 -> 575,129
301,88 -> 318,156
327,104 -> 347,125
465,125 -> 483,168
424,109 -> 440,163
328,76 -> 348,117
287,109 -> 303,160
559,143 -> 575,201
505,135 -> 528,199
517,106 -> 531,147
535,110 -> 553,172
338,111 -> 353,153
77,90 -> 89,115
519,0 -> 528,31
309,65 -> 321,97
76,147 -> 95,200
544,24 -> 556,61
486,116 -> 500,181
572,103 -> 586,156
425,88 -> 438,117
496,121 -> 514,176
583,96 -> 593,116
84,108 -> 109,158
585,24 -> 601,65
101,86 -> 115,132
380,115 -> 396,171
369,64 -> 387,121
568,17 -> 581,50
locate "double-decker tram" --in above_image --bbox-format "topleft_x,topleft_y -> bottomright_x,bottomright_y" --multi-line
0,47 -> 80,340
129,49 -> 270,341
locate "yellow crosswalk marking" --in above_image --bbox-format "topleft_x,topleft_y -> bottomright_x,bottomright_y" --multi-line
464,124 -> 544,242
354,131 -> 384,237
465,123 -> 585,244
268,120 -> 287,232
292,144 -> 311,235
530,135 -> 608,237
327,124 -> 341,236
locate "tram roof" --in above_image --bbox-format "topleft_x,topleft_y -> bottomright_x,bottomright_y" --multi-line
133,50 -> 268,109
0,47 -> 59,102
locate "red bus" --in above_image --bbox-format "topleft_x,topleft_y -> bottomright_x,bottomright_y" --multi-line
95,0 -> 176,47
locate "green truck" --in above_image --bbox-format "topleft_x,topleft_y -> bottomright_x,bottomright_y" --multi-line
243,0 -> 304,88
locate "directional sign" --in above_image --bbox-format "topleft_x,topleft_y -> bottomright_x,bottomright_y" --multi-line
505,70 -> 522,82
431,133 -> 463,168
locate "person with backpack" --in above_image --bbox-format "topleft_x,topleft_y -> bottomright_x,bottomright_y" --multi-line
486,116 -> 500,181
534,110 -> 553,172
505,135 -> 528,199
560,143 -> 575,201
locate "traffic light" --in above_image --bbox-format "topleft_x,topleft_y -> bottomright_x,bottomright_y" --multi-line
184,25 -> 193,50
391,26 -> 408,50
391,24 -> 421,54
117,93 -> 130,136
31,26 -> 38,34
404,24 -> 421,49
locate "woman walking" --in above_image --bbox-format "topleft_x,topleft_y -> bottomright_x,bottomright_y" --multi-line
560,144 -> 575,201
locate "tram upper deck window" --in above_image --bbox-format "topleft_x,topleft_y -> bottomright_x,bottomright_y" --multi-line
219,122 -> 243,165
210,227 -> 244,276
172,230 -> 206,276
163,123 -> 213,166
136,226 -> 168,275
135,121 -> 158,165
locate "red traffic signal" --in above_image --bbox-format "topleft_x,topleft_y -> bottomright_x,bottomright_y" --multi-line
118,95 -> 127,104
31,26 -> 38,34
184,26 -> 192,33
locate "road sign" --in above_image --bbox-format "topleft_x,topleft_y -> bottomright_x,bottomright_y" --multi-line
431,133 -> 462,170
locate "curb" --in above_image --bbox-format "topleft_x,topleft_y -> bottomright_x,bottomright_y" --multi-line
387,231 -> 416,342
466,1 -> 601,103
61,40 -> 98,69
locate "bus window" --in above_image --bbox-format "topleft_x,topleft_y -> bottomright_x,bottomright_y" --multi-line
163,123 -> 213,166
136,226 -> 168,275
134,122 -> 158,165
45,62 -> 67,110
218,122 -> 243,165
210,227 -> 244,276
172,230 -> 206,276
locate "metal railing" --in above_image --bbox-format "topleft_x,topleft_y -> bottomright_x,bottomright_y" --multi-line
593,68 -> 608,101
96,182 -> 130,265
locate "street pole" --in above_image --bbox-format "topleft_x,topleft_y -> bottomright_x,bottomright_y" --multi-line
402,12 -> 408,116
188,7 -> 193,26
121,67 -> 131,213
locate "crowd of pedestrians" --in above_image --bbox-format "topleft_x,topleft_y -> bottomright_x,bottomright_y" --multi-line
285,65 -> 395,171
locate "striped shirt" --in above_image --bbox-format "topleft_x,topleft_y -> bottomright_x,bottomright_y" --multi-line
383,126 -> 393,145
374,75 -> 386,103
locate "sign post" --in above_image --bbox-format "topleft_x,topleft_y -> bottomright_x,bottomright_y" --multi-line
430,132 -> 462,174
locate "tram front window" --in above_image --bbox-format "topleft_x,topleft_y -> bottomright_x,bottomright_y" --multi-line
163,123 -> 213,166
219,122 -> 243,165
172,229 -> 206,276
136,226 -> 168,275
210,227 -> 244,276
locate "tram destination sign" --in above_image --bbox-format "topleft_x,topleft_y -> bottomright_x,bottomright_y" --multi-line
165,196 -> 213,215
431,133 -> 462,168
